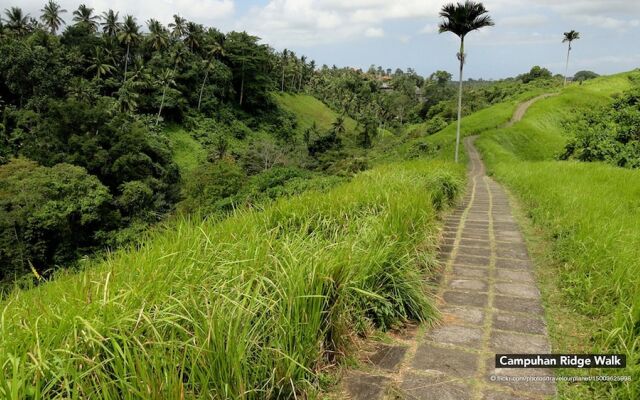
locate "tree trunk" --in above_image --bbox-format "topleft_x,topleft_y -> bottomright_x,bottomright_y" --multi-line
281,65 -> 285,92
156,85 -> 167,126
454,37 -> 465,163
123,43 -> 130,82
198,68 -> 209,111
239,68 -> 245,106
564,43 -> 571,87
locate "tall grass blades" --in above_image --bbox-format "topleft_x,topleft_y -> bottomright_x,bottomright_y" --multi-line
0,160 -> 463,399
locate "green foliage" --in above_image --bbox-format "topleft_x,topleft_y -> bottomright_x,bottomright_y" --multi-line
474,71 -> 640,399
561,87 -> 640,168
517,65 -> 553,83
574,70 -> 599,82
179,157 -> 246,215
0,159 -> 111,279
0,159 -> 463,399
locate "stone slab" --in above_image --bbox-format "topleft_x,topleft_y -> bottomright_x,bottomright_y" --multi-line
443,291 -> 488,308
400,372 -> 472,400
367,344 -> 408,371
413,343 -> 478,377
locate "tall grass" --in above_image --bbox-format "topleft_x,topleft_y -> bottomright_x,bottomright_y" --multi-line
475,72 -> 640,399
0,160 -> 463,399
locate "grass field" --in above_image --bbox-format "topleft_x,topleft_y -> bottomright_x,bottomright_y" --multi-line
166,125 -> 207,174
0,158 -> 463,399
474,72 -> 640,399
273,93 -> 358,135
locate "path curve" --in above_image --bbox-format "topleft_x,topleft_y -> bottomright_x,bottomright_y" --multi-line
343,137 -> 556,400
506,93 -> 556,127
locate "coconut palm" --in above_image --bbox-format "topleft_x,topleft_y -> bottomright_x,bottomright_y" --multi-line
3,7 -> 30,35
101,10 -> 120,37
184,22 -> 204,51
87,48 -> 115,79
146,19 -> 168,51
563,30 -> 580,86
438,1 -> 494,163
198,40 -> 225,110
281,49 -> 288,92
156,68 -> 176,125
72,4 -> 99,32
168,14 -> 186,39
118,15 -> 141,82
40,1 -> 66,34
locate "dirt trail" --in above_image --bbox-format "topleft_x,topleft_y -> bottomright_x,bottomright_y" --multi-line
506,93 -> 556,127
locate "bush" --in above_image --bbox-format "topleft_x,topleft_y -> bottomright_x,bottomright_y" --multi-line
0,159 -> 111,280
179,158 -> 247,215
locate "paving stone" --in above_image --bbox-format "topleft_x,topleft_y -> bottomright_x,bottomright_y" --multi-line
489,331 -> 551,353
413,343 -> 478,377
428,325 -> 483,348
453,265 -> 489,279
367,344 -> 408,371
343,372 -> 389,400
460,233 -> 491,241
493,312 -> 547,335
458,245 -> 491,258
495,269 -> 534,283
448,278 -> 488,292
459,238 -> 491,248
494,296 -> 544,314
495,283 -> 540,299
495,258 -> 532,270
439,244 -> 454,256
496,245 -> 529,260
399,372 -> 472,400
441,306 -> 485,326
456,254 -> 490,267
443,290 -> 488,308
493,222 -> 520,231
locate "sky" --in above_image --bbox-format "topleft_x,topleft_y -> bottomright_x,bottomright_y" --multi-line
7,0 -> 640,79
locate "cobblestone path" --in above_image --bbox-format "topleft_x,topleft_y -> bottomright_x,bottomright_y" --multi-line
342,136 -> 556,400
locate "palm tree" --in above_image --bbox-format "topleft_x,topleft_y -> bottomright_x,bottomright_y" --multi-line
438,1 -> 494,163
563,30 -> 580,86
281,49 -> 288,92
147,19 -> 168,51
118,15 -> 141,82
156,68 -> 176,125
198,41 -> 224,110
117,82 -> 139,113
101,10 -> 119,37
87,48 -> 115,79
40,1 -> 66,34
3,7 -> 30,35
184,22 -> 203,51
72,4 -> 99,32
168,14 -> 186,39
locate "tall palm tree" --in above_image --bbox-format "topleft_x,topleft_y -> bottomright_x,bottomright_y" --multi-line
72,4 -> 99,32
156,68 -> 176,125
3,7 -> 30,35
281,49 -> 288,92
185,22 -> 203,51
438,1 -> 494,163
118,15 -> 141,82
147,19 -> 168,51
563,30 -> 580,86
168,14 -> 186,39
198,41 -> 224,110
40,1 -> 66,34
101,10 -> 120,37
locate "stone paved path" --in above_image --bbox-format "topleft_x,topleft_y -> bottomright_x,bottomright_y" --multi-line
341,137 -> 556,400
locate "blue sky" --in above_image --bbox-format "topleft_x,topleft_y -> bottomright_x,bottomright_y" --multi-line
10,0 -> 640,79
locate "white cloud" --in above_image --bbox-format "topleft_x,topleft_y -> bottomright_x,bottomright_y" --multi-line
364,27 -> 384,37
582,16 -> 640,31
500,14 -> 549,28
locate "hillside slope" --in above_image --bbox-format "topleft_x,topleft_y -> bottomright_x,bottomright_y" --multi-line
474,72 -> 640,399
273,93 -> 358,135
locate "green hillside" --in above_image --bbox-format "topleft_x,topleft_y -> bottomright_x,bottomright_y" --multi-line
273,93 -> 358,135
421,71 -> 639,399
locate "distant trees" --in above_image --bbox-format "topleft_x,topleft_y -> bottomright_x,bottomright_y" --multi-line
563,30 -> 580,86
438,0 -> 494,162
518,66 -> 552,83
574,70 -> 598,83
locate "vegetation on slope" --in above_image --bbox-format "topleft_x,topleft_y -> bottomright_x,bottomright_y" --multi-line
474,72 -> 640,399
0,160 -> 463,399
